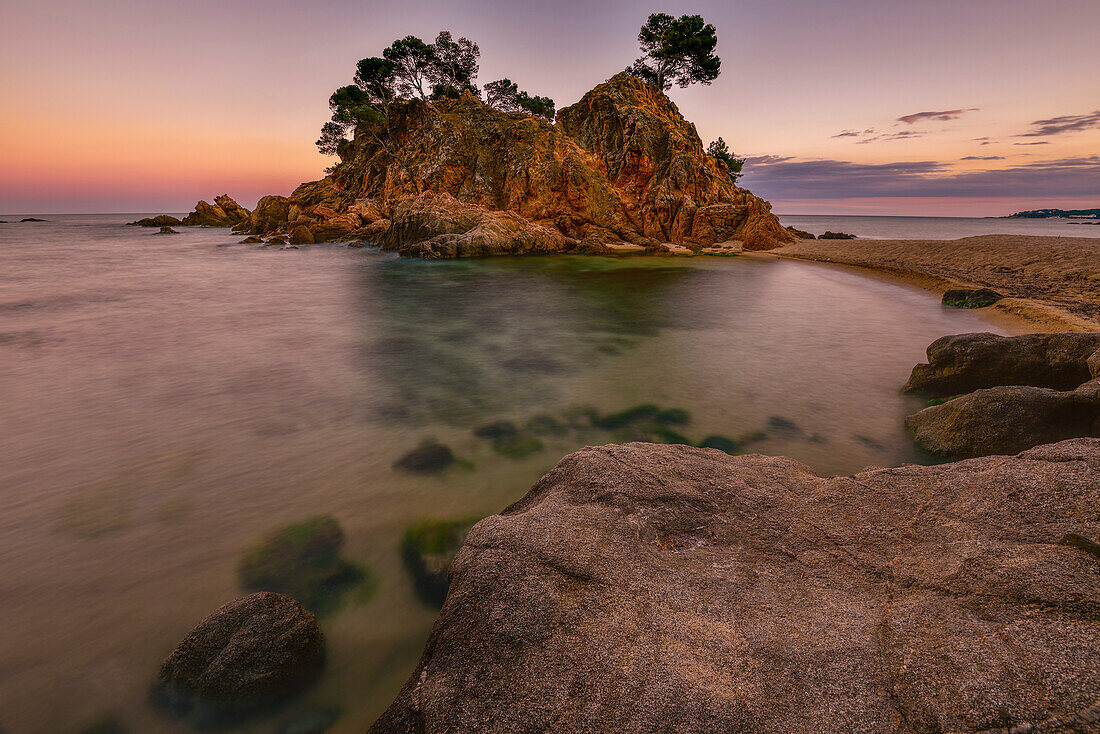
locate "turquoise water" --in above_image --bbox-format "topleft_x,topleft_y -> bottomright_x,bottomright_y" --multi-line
0,215 -> 1016,733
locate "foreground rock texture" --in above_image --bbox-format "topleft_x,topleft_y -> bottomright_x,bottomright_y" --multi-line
242,74 -> 791,256
904,333 -> 1100,459
370,441 -> 1100,734
181,195 -> 251,227
155,592 -> 324,722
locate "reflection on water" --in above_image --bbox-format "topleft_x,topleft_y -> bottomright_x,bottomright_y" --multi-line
0,216 -> 1015,733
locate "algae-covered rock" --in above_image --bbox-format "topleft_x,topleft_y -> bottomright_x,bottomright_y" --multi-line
238,515 -> 366,613
400,519 -> 475,607
155,592 -> 324,723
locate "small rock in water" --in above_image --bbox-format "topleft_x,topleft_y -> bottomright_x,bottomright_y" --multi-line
941,288 -> 1004,309
156,226 -> 179,234
266,235 -> 289,246
818,231 -> 856,239
20,217 -> 47,222
394,440 -> 456,473
128,214 -> 181,227
153,592 -> 324,724
473,421 -> 519,440
239,235 -> 263,244
785,226 -> 815,239
289,225 -> 315,245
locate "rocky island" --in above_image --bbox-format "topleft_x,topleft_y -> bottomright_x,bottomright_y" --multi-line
232,72 -> 791,256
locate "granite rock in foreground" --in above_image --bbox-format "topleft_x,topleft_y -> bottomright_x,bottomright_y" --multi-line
370,441 -> 1100,734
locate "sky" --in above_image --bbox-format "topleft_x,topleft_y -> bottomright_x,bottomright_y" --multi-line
1,0 -> 1098,216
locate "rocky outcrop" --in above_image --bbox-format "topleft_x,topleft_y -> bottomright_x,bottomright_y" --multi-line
241,74 -> 792,256
154,592 -> 324,723
369,441 -> 1100,734
904,332 -> 1100,458
181,195 -> 251,227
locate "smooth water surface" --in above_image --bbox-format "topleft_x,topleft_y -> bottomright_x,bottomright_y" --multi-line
0,215 -> 1016,733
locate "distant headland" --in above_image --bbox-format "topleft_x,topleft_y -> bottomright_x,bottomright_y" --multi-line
1004,207 -> 1100,219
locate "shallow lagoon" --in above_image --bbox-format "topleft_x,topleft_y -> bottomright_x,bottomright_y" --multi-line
0,217 -> 1015,732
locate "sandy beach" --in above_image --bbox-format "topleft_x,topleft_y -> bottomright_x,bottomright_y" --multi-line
770,234 -> 1100,331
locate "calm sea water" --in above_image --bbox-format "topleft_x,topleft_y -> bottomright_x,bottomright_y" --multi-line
778,213 -> 1100,239
0,214 -> 1020,733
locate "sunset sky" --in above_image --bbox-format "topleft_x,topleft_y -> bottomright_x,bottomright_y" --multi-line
1,0 -> 1097,215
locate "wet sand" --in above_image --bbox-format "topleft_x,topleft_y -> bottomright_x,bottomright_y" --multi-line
768,235 -> 1100,331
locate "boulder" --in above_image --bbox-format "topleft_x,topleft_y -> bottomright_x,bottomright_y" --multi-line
906,384 -> 1099,459
156,226 -> 180,234
289,225 -> 315,245
369,441 -> 1100,734
128,214 -> 182,227
155,592 -> 324,722
942,288 -> 1004,308
905,332 -> 1100,397
181,195 -> 251,227
249,195 -> 291,233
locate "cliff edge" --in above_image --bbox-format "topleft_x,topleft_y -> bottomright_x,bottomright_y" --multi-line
369,440 -> 1099,733
244,74 -> 792,256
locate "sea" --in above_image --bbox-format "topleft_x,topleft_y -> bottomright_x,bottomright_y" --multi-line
0,212 -> 1076,733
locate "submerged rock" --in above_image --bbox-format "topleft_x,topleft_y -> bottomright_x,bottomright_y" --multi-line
128,214 -> 182,227
155,592 -> 324,723
369,441 -> 1100,734
401,519 -> 475,607
394,441 -> 455,473
942,287 -> 1004,308
238,515 -> 366,614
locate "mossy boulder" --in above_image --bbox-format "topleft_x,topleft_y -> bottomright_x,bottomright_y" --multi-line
401,519 -> 475,607
238,515 -> 366,614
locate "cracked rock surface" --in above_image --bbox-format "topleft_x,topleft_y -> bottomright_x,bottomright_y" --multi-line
369,441 -> 1099,734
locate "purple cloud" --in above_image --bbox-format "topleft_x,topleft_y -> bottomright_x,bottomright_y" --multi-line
1014,141 -> 1050,146
856,130 -> 924,144
961,155 -> 1005,160
739,155 -> 1100,199
897,108 -> 979,124
1018,110 -> 1100,137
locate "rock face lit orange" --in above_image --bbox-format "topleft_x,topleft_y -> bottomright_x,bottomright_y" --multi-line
241,74 -> 793,256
